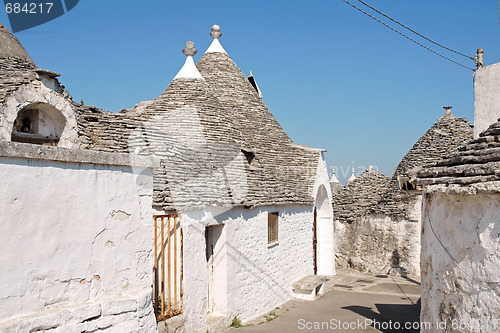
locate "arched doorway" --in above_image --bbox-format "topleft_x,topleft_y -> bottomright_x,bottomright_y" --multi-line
314,184 -> 335,275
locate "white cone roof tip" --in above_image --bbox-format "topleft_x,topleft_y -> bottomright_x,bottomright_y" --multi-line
205,24 -> 227,54
173,56 -> 204,80
205,38 -> 227,54
347,168 -> 356,183
329,168 -> 340,183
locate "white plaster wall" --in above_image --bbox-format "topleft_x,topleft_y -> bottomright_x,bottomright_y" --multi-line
0,157 -> 157,332
34,104 -> 67,138
160,153 -> 330,332
316,185 -> 335,275
177,205 -> 314,332
313,153 -> 335,275
312,153 -> 332,206
474,62 -> 500,138
334,197 -> 422,276
420,190 -> 500,333
0,79 -> 78,147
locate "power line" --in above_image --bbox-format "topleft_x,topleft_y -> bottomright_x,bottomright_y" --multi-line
356,0 -> 475,60
342,0 -> 476,71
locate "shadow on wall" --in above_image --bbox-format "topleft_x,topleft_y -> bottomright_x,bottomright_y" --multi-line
342,299 -> 421,333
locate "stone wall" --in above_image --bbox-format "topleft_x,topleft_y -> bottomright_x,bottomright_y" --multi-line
335,204 -> 421,276
332,169 -> 423,276
420,184 -> 500,332
0,142 -> 158,333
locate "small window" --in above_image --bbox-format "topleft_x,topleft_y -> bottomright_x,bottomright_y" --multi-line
268,212 -> 279,244
242,149 -> 258,167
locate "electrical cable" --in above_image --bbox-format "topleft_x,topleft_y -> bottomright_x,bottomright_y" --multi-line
342,0 -> 476,71
356,0 -> 475,60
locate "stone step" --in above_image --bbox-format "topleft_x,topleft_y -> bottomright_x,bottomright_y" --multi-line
292,275 -> 326,301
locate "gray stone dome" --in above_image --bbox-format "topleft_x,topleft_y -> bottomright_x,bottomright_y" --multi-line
0,22 -> 34,64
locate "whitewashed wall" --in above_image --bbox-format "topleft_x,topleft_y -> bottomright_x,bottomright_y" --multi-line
474,62 -> 500,138
158,153 -> 333,332
0,142 -> 158,333
334,197 -> 421,276
420,184 -> 500,332
173,205 -> 314,332
313,154 -> 335,276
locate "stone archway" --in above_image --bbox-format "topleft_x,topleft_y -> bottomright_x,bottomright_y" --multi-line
0,81 -> 78,148
11,102 -> 67,146
314,184 -> 335,275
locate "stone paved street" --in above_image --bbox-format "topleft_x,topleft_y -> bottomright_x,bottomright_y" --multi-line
225,269 -> 421,333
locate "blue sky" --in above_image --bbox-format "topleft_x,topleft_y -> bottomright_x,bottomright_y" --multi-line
2,1 -> 499,183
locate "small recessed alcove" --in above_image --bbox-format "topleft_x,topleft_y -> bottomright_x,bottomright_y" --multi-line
11,102 -> 66,146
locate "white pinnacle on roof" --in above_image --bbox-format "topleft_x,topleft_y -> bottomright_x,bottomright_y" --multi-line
329,168 -> 340,183
173,41 -> 204,80
347,168 -> 356,183
205,25 -> 227,54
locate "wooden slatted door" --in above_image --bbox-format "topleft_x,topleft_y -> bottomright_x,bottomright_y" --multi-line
154,214 -> 183,321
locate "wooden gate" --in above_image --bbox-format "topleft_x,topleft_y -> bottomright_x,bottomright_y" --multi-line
154,214 -> 183,321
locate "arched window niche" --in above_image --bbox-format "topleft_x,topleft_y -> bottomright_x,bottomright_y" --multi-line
11,102 -> 67,146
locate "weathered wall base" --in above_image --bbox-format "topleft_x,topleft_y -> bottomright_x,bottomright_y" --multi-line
421,186 -> 500,333
0,289 -> 156,333
335,198 -> 421,276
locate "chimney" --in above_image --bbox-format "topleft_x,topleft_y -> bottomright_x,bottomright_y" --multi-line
443,106 -> 453,118
475,49 -> 484,69
473,49 -> 500,138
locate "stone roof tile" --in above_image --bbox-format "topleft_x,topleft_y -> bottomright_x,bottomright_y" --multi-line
0,23 -> 37,104
369,113 -> 473,218
333,169 -> 391,222
416,118 -> 500,185
196,50 -> 321,207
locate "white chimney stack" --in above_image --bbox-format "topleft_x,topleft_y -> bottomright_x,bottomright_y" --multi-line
474,49 -> 500,138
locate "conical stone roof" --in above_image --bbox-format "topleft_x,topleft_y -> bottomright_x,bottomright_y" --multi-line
416,118 -> 500,186
369,110 -> 473,218
133,61 -> 260,210
196,28 -> 322,206
333,169 -> 391,222
0,22 -> 37,104
0,22 -> 34,63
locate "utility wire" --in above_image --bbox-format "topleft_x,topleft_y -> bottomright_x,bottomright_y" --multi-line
356,0 -> 474,60
342,0 -> 476,71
